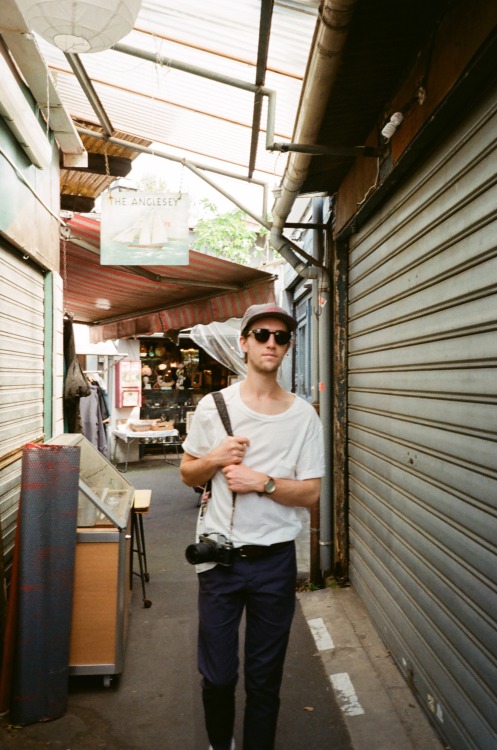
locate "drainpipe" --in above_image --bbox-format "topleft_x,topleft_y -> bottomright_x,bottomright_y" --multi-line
268,1 -> 357,578
269,0 -> 358,271
317,260 -> 332,575
310,197 -> 324,585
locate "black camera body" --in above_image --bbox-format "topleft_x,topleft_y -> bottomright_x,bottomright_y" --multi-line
185,533 -> 234,567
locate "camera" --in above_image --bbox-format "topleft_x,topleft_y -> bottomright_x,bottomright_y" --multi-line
185,533 -> 234,567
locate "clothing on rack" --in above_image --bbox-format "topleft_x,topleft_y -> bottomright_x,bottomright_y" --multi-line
63,317 -> 91,433
79,384 -> 108,456
85,373 -> 111,426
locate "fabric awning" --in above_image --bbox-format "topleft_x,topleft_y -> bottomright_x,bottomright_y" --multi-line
64,215 -> 275,342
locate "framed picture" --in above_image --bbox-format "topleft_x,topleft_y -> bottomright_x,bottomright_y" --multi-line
115,360 -> 142,406
121,389 -> 141,407
192,372 -> 202,388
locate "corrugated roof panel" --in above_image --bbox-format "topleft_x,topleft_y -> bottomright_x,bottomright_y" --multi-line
51,70 -> 290,177
49,44 -> 302,138
268,3 -> 319,76
136,0 -> 317,75
35,0 -> 317,182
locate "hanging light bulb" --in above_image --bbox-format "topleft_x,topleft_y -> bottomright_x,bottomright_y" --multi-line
16,0 -> 142,54
381,112 -> 404,142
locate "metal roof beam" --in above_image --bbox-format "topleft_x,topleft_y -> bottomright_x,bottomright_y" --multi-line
249,0 -> 274,179
111,41 -> 278,157
75,126 -> 270,226
65,53 -> 114,136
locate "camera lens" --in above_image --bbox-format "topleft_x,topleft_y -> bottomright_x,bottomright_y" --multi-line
185,541 -> 215,565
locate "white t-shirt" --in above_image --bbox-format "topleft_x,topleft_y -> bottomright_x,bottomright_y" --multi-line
183,382 -> 325,567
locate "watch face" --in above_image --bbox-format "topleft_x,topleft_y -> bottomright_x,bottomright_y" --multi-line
264,477 -> 276,494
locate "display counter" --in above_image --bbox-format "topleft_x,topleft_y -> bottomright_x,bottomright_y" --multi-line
111,427 -> 180,471
46,433 -> 135,686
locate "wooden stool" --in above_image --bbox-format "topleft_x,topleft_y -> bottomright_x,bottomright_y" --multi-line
132,489 -> 152,608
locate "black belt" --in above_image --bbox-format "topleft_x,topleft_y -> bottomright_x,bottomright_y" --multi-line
235,540 -> 293,559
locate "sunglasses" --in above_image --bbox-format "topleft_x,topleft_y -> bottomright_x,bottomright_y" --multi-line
246,328 -> 292,345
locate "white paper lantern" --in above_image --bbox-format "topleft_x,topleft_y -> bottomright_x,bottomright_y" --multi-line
16,0 -> 142,54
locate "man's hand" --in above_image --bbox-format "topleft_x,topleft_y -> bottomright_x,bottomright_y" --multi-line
221,464 -> 321,508
214,435 -> 250,466
180,435 -> 249,488
221,463 -> 265,494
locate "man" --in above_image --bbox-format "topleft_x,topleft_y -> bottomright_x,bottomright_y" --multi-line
180,303 -> 325,750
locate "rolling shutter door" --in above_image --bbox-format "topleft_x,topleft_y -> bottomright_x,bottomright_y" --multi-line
347,84 -> 497,750
0,245 -> 45,574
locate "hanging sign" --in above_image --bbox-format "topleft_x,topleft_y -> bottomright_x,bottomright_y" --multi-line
100,191 -> 190,265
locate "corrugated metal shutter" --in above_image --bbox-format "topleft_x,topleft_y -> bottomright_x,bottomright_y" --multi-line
347,85 -> 497,750
0,244 -> 45,575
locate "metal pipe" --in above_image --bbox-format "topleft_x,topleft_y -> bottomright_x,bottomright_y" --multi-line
249,0 -> 274,178
310,197 -> 323,585
113,39 -> 377,181
75,126 -> 266,187
270,227 -> 320,277
65,53 -> 113,135
184,161 -> 270,229
271,142 -> 383,158
75,126 -> 269,222
318,264 -> 332,575
109,27 -> 364,276
113,41 -> 277,100
270,0 -> 358,269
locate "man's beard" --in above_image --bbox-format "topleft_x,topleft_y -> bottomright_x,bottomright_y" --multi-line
250,357 -> 281,375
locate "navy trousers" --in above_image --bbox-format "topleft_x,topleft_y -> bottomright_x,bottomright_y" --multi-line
197,543 -> 297,750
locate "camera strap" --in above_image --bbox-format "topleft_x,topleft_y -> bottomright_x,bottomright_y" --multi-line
211,391 -> 237,537
212,390 -> 233,436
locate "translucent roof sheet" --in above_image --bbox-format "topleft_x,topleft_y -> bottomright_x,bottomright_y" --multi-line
39,0 -> 319,181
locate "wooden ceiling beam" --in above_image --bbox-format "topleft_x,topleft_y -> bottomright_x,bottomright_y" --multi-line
60,152 -> 132,177
60,194 -> 96,213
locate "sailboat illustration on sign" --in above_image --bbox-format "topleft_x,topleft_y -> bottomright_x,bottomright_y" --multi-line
112,208 -> 172,249
101,191 -> 189,266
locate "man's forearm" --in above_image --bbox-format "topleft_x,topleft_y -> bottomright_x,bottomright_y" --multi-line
180,452 -> 218,487
221,463 -> 321,508
180,436 -> 250,487
266,476 -> 320,508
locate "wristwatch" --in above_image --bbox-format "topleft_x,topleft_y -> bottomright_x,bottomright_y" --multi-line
263,476 -> 276,494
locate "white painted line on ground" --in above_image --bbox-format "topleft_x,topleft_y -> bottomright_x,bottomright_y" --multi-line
307,617 -> 335,651
329,672 -> 365,716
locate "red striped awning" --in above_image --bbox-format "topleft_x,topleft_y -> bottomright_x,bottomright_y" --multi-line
64,214 -> 275,342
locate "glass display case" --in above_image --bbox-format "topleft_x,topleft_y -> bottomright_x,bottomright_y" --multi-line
138,336 -> 231,444
46,434 -> 135,685
140,389 -> 200,437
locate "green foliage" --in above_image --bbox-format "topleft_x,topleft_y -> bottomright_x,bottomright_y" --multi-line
192,200 -> 267,265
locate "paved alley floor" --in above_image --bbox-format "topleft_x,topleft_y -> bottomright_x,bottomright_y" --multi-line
1,457 -> 354,750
